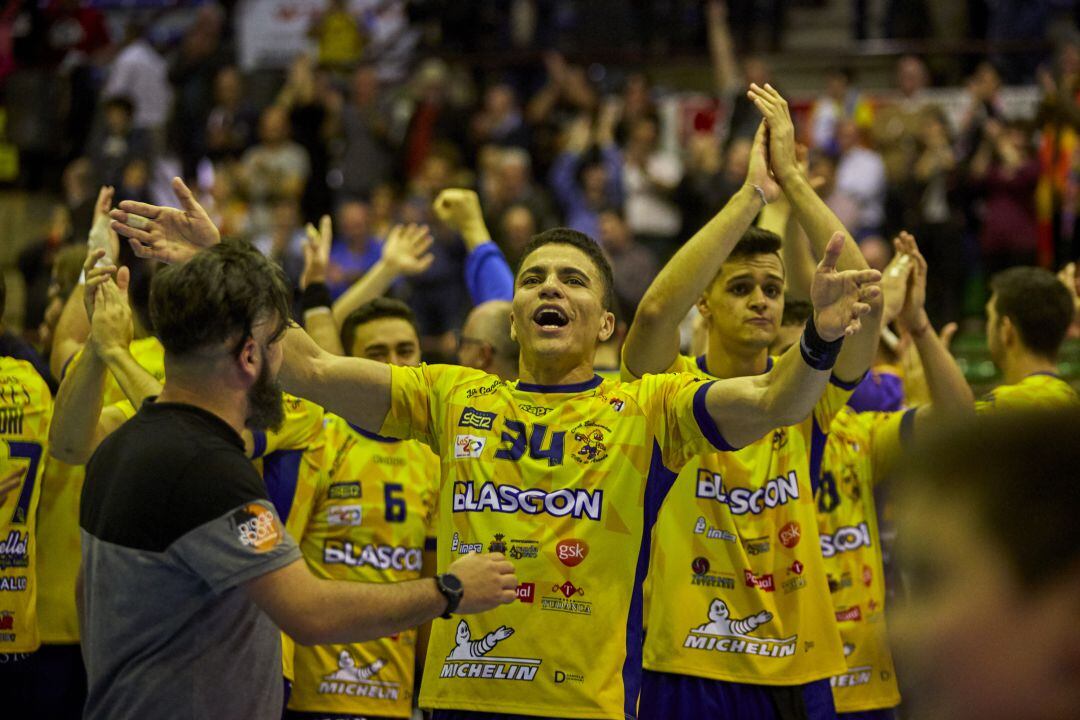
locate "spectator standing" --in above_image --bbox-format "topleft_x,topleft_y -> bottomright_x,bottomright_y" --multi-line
101,23 -> 172,151
204,66 -> 257,166
835,119 -> 886,238
327,200 -> 384,299
808,68 -> 873,155
339,65 -> 394,202
86,97 -> 152,189
971,120 -> 1041,277
548,112 -> 623,240
240,106 -> 310,237
598,207 -> 658,320
622,115 -> 683,261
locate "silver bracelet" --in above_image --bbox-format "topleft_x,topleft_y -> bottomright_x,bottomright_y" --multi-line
750,184 -> 769,205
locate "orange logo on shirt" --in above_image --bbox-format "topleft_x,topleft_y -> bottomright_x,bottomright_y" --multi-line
232,503 -> 283,553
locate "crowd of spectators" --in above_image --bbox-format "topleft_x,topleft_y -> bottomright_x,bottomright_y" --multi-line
4,0 -> 1080,363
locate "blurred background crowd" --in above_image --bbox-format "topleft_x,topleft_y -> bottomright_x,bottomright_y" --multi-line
2,0 -> 1080,389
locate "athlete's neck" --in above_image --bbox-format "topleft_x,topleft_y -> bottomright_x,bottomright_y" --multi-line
157,361 -> 249,437
1001,348 -> 1058,385
518,353 -> 596,387
704,336 -> 770,379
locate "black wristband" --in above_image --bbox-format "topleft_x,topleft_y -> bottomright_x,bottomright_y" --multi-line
800,315 -> 844,371
300,282 -> 332,314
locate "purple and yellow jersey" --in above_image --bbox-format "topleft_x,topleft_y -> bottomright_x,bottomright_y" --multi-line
248,393 -> 326,682
39,340 -> 159,646
0,357 -> 53,652
976,373 -> 1079,413
287,414 -> 439,717
380,363 -> 728,719
36,403 -> 136,645
638,354 -> 853,686
817,407 -> 904,712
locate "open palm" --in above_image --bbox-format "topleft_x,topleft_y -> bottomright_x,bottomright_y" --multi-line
810,233 -> 882,341
110,177 -> 220,264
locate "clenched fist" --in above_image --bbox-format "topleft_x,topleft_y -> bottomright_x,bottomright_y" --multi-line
446,551 -> 518,614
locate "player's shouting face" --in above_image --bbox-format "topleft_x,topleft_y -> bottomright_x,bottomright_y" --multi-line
511,241 -> 615,370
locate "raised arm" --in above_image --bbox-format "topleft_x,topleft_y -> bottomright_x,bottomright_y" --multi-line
625,121 -> 780,377
434,189 -> 514,303
50,258 -> 160,464
110,177 -> 221,265
895,233 -> 974,429
706,234 -> 881,446
330,223 -> 434,327
246,547 -> 517,646
298,215 -> 346,355
750,83 -> 884,382
279,323 -> 392,432
706,0 -> 741,97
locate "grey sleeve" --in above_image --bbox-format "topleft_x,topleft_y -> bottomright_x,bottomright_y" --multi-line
170,499 -> 302,595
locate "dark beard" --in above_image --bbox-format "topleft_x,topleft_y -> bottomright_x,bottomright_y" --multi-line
245,358 -> 285,432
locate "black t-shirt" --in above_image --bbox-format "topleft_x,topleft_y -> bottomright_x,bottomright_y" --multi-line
80,399 -> 300,720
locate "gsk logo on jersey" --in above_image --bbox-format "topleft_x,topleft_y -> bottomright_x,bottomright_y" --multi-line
778,521 -> 801,548
323,541 -> 423,570
453,482 -> 603,521
696,470 -> 800,515
441,621 -> 541,681
454,435 -> 486,459
571,422 -> 609,464
555,538 -> 589,566
459,407 -> 497,431
820,522 -> 872,558
684,599 -> 797,658
319,651 -> 400,700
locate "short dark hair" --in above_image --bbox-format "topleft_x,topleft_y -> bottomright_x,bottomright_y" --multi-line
898,408 -> 1080,588
781,297 -> 812,326
990,267 -> 1075,359
150,240 -> 291,358
728,227 -> 783,261
517,228 -> 616,311
340,298 -> 419,355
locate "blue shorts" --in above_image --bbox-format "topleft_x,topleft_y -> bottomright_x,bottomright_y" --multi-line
0,643 -> 86,718
639,669 -> 837,720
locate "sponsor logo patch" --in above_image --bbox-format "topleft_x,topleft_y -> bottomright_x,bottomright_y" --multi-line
555,538 -> 589,567
744,570 -> 775,592
232,504 -> 283,553
683,598 -> 797,657
459,407 -> 497,431
327,505 -> 363,526
441,621 -> 541,681
328,482 -> 362,500
778,522 -> 801,549
319,652 -> 400,700
454,435 -> 487,459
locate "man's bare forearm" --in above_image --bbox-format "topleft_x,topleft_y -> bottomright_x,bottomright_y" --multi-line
49,351 -> 107,464
99,347 -> 162,407
913,320 -> 974,417
625,185 -> 762,376
782,173 -> 866,270
279,324 -> 392,431
301,576 -> 445,645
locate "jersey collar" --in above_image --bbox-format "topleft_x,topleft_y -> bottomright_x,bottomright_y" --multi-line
349,423 -> 400,443
515,374 -> 603,394
696,354 -> 774,377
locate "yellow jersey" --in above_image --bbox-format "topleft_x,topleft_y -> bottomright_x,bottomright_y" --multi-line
381,364 -> 729,719
38,338 -> 160,646
249,393 -> 326,683
976,373 -> 1079,413
640,354 -> 851,686
817,407 -> 904,712
287,414 -> 440,717
0,357 -> 53,652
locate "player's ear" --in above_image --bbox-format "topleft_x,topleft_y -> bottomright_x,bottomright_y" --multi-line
509,311 -> 517,343
235,334 -> 260,382
598,310 -> 615,343
1000,316 -> 1016,348
696,294 -> 712,321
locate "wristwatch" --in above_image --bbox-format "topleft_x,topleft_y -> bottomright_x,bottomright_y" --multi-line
435,573 -> 464,618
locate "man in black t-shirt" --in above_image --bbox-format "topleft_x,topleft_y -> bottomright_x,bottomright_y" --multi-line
78,239 -> 517,720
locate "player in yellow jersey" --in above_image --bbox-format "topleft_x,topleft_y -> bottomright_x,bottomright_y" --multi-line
816,233 -> 973,720
978,267 -> 1078,412
285,298 -> 441,719
623,84 -> 882,720
111,171 -> 879,719
0,273 -> 55,705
